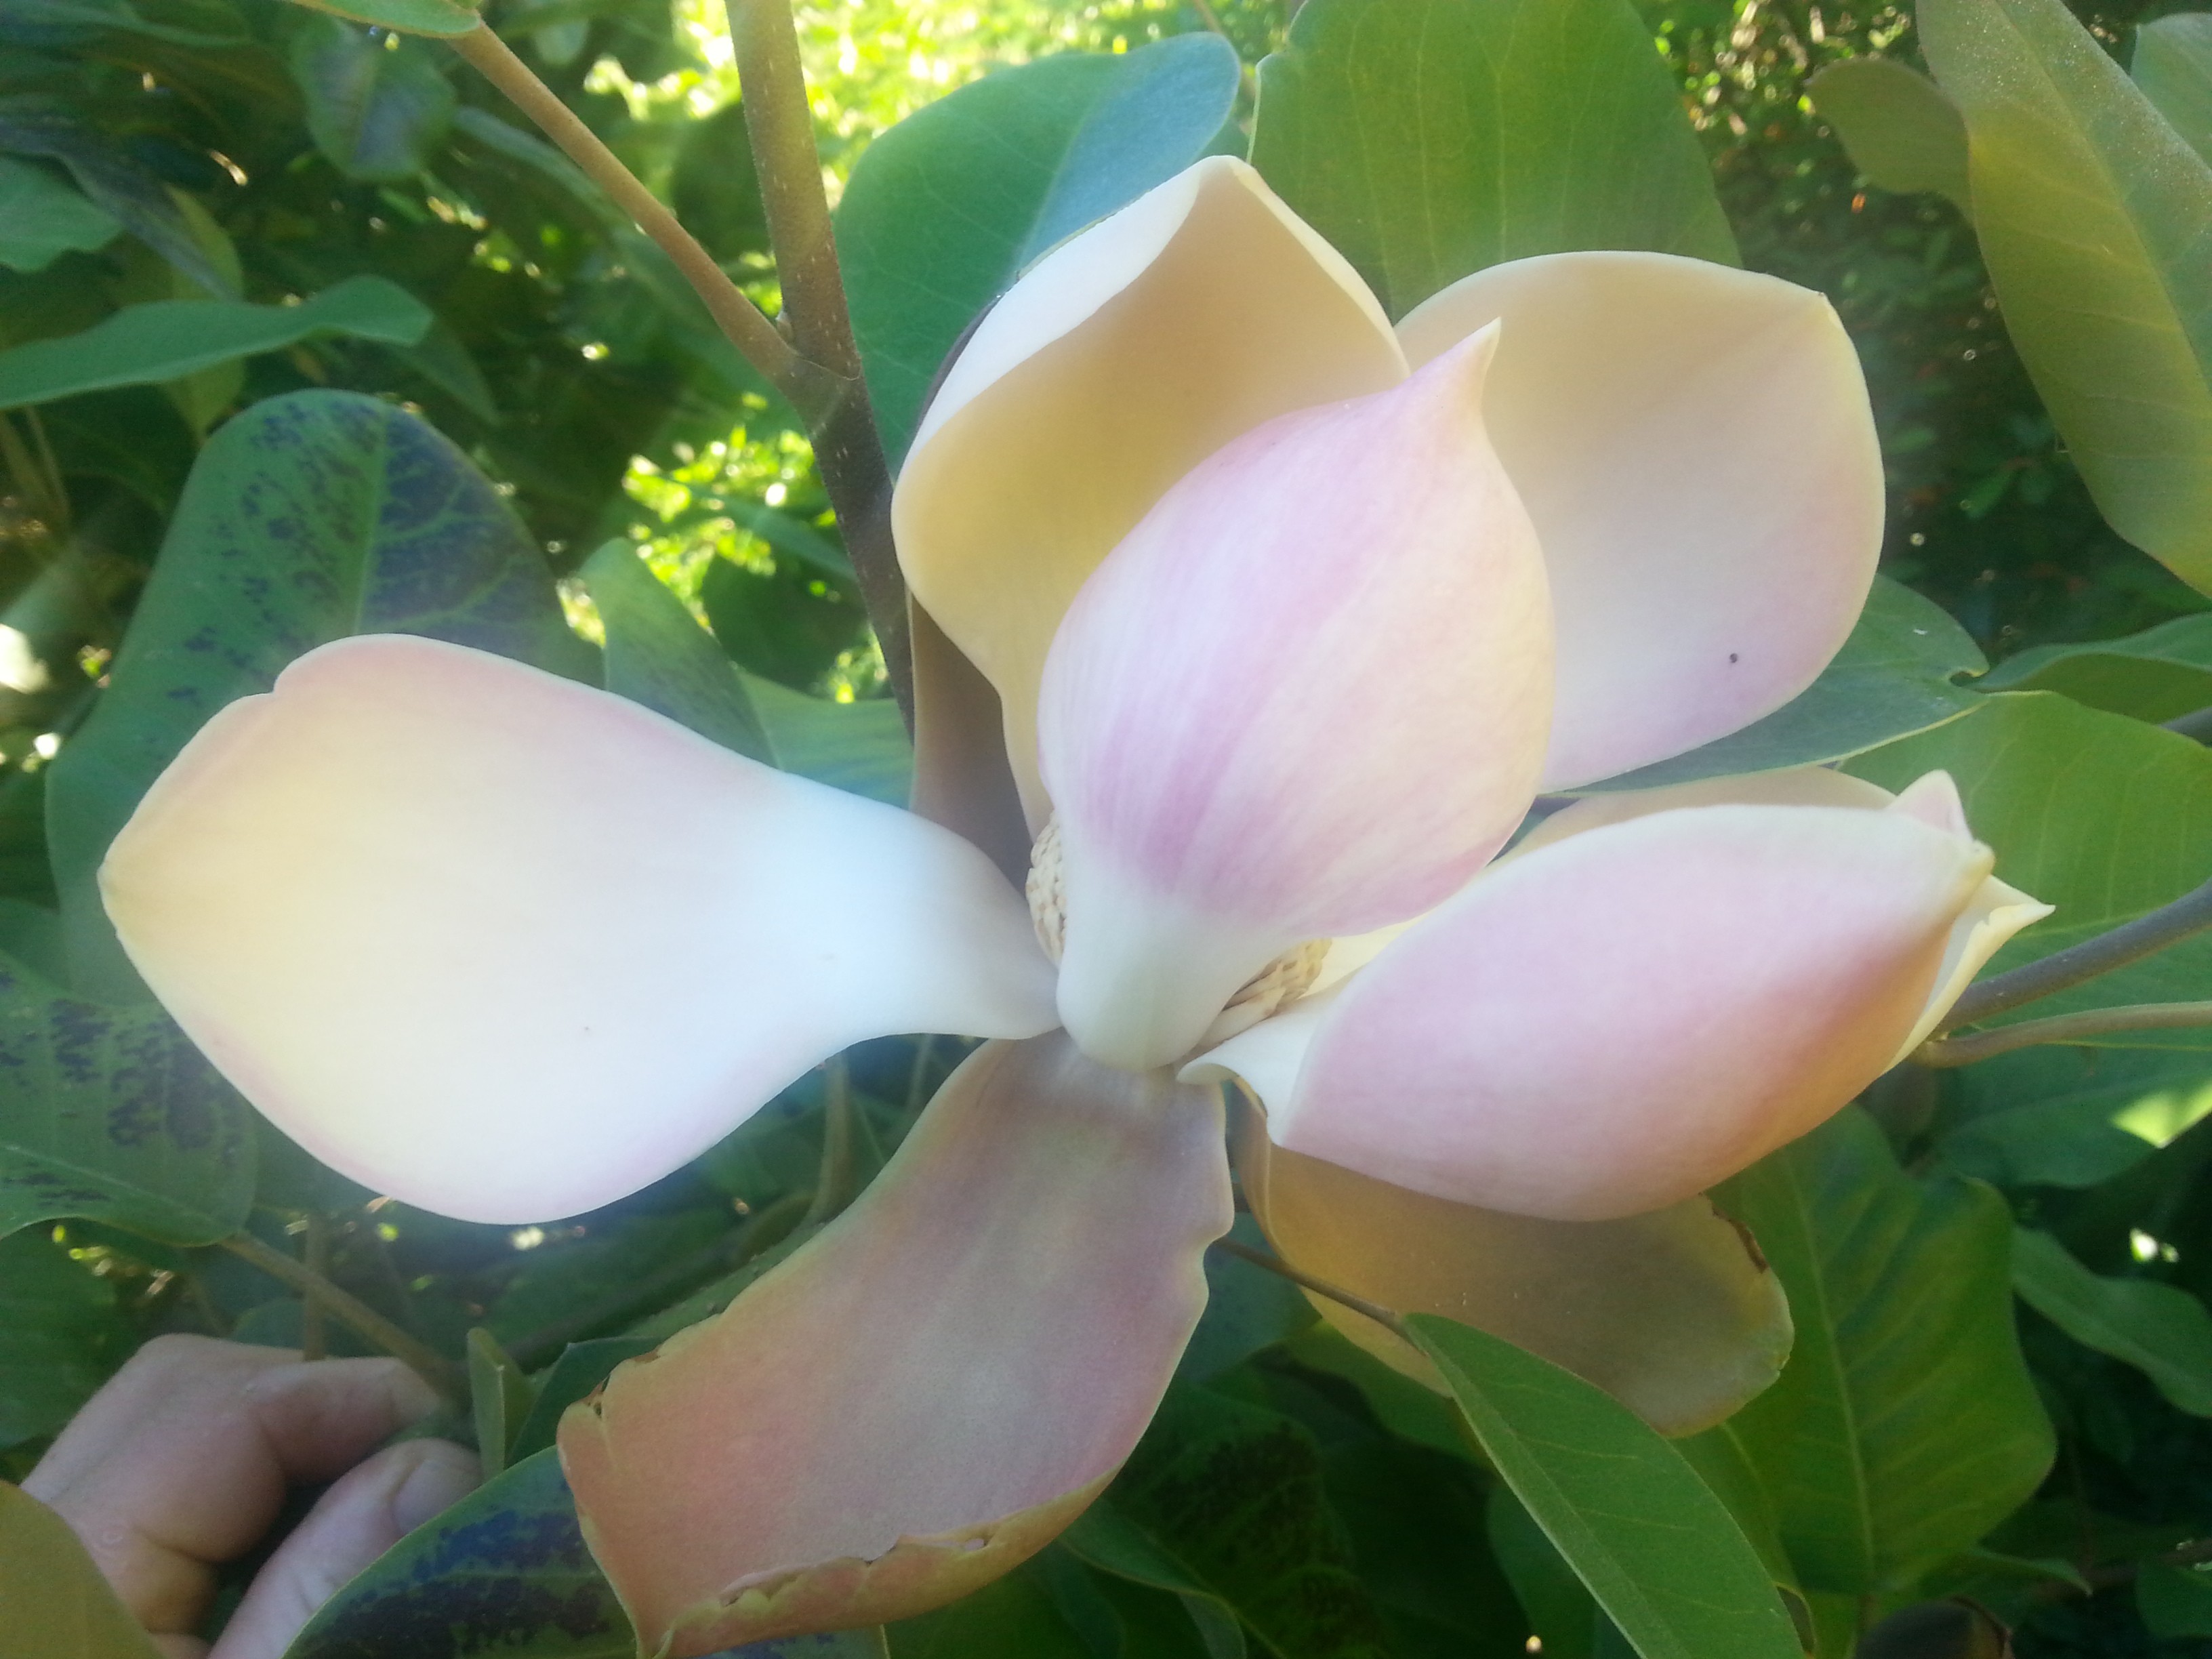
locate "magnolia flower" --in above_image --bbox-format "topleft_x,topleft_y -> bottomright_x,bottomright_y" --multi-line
98,157 -> 2047,1654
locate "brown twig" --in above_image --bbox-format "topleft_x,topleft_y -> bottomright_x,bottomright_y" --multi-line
218,1232 -> 466,1405
1917,1000 -> 2212,1066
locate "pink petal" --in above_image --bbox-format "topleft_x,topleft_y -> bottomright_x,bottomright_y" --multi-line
559,1033 -> 1231,1654
99,636 -> 1057,1223
1039,330 -> 1553,1071
892,156 -> 1407,829
1208,801 -> 1994,1221
1398,251 -> 1883,789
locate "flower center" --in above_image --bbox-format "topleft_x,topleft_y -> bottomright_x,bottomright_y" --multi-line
1026,817 -> 1330,1047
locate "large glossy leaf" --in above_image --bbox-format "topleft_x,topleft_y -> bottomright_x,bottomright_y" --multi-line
0,1225 -> 125,1448
1408,1315 -> 1801,1659
286,1446 -> 886,1659
1590,577 -> 1984,792
1847,692 -> 2212,1042
1715,1110 -> 2053,1597
582,541 -> 772,764
1080,1382 -> 1389,1659
47,389 -> 595,1002
2133,13 -> 2212,167
1249,0 -> 1736,321
1920,0 -> 2212,594
2011,1226 -> 2212,1416
0,958 -> 253,1244
0,156 -> 118,272
289,17 -> 457,183
1935,1046 -> 2212,1189
839,35 -> 1241,466
1805,58 -> 1970,209
0,1480 -> 164,1659
0,276 -> 430,411
1978,611 -> 2212,720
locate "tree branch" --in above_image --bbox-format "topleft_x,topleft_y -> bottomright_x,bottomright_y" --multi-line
1938,876 -> 2212,1030
218,1232 -> 466,1406
1916,1000 -> 2212,1066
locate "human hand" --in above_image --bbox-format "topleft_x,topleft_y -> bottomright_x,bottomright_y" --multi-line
22,1334 -> 479,1659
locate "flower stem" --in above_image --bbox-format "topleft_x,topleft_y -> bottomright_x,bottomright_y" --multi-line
1208,1235 -> 1410,1338
1939,876 -> 2212,1031
722,0 -> 911,718
218,1231 -> 466,1406
1916,1000 -> 2212,1066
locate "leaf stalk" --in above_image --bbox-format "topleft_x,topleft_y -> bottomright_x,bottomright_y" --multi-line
218,1231 -> 466,1406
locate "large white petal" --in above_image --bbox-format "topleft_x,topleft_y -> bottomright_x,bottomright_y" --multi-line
1398,251 -> 1883,790
100,636 -> 1057,1223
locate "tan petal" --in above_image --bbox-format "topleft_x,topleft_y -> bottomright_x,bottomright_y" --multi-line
891,155 -> 1406,827
559,1033 -> 1231,1654
1235,1112 -> 1793,1437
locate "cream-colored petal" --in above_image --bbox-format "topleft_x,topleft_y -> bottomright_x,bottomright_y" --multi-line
99,636 -> 1057,1224
1235,1115 -> 1792,1437
892,155 -> 1407,827
1399,251 -> 1883,790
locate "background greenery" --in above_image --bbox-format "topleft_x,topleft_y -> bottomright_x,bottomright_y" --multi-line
6,0 -> 2212,1654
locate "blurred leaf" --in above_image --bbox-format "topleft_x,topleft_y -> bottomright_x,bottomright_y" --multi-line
1978,611 -> 2212,720
0,105 -> 232,295
739,673 -> 912,805
583,541 -> 772,763
1086,1382 -> 1389,1659
886,1572 -> 1090,1659
1059,1505 -> 1247,1658
1484,1486 -> 1598,1659
1176,1216 -> 1317,1382
1934,1047 -> 2212,1188
0,157 -> 118,273
2011,1227 -> 2212,1416
1408,1315 -> 1800,1659
1716,1110 -> 2054,1597
289,17 -> 457,183
284,0 -> 482,37
505,1336 -> 655,1464
1847,693 -> 2212,1043
2133,12 -> 2212,167
0,958 -> 253,1244
1251,0 -> 1737,320
1592,577 -> 1985,791
0,1479 -> 164,1659
1921,0 -> 2212,594
670,100 -> 768,263
0,276 -> 429,410
468,1327 -> 535,1478
2137,1558 -> 2212,1637
0,1225 -> 125,1448
48,389 -> 594,1002
1281,1326 -> 1471,1460
1807,58 -> 1971,207
840,35 -> 1240,464
1854,1601 -> 2011,1658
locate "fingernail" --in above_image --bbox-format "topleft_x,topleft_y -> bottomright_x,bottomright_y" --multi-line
390,1440 -> 481,1535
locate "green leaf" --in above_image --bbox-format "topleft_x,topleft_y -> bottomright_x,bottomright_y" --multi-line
47,389 -> 595,1003
1920,0 -> 2212,594
505,1336 -> 656,1465
2137,1559 -> 2212,1638
288,1444 -> 886,1658
1845,692 -> 2212,1042
1086,1382 -> 1389,1659
2010,1227 -> 2212,1416
0,1225 -> 125,1448
2133,13 -> 2212,167
1059,1507 -> 1248,1658
0,1480 -> 165,1659
1978,611 -> 2212,720
840,35 -> 1241,465
582,541 -> 772,764
670,100 -> 769,264
1590,577 -> 1986,792
0,275 -> 431,411
0,106 -> 233,295
467,1327 -> 536,1479
0,156 -> 118,273
887,1572 -> 1090,1659
1249,0 -> 1737,321
1715,1110 -> 2054,1597
1175,1215 -> 1317,1382
0,960 -> 254,1244
1935,1047 -> 2212,1188
1805,58 -> 1971,208
739,674 -> 912,806
283,0 -> 483,39
1408,1315 -> 1800,1659
289,18 -> 457,183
